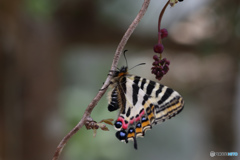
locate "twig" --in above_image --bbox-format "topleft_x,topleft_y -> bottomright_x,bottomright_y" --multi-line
52,0 -> 151,159
158,0 -> 170,44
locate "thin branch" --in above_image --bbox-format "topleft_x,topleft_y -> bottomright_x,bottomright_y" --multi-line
52,0 -> 151,159
158,0 -> 169,44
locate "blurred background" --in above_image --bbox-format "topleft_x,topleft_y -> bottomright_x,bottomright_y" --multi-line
0,0 -> 240,160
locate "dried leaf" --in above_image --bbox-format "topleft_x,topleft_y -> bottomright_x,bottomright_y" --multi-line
97,123 -> 109,131
99,118 -> 114,125
100,126 -> 109,131
93,128 -> 97,137
170,0 -> 178,7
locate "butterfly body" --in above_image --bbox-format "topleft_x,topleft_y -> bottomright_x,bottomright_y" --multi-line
108,66 -> 184,149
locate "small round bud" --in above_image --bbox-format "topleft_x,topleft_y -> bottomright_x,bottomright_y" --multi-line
153,55 -> 159,61
159,60 -> 164,65
152,61 -> 159,66
153,43 -> 164,53
165,60 -> 170,65
160,28 -> 168,39
163,65 -> 169,72
158,65 -> 163,70
156,76 -> 162,81
157,71 -> 163,77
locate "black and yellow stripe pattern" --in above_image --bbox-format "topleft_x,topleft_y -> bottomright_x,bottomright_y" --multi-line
108,66 -> 184,149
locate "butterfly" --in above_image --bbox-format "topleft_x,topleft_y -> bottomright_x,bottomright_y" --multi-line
107,65 -> 184,149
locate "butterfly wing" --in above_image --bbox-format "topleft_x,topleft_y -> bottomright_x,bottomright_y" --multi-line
108,75 -> 184,149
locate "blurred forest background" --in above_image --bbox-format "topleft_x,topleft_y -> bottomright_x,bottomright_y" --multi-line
0,0 -> 240,160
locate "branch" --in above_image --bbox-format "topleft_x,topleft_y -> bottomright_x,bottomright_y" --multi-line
157,0 -> 169,44
52,0 -> 151,159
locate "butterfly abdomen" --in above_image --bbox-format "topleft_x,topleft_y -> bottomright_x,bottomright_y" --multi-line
108,89 -> 119,112
108,70 -> 128,113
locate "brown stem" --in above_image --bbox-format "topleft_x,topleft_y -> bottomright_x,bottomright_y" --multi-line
52,0 -> 151,159
158,0 -> 170,44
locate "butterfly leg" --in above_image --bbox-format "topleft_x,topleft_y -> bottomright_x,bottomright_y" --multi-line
99,81 -> 113,91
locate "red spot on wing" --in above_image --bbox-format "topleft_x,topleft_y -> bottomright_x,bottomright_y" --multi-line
127,110 -> 146,125
117,117 -> 128,130
130,119 -> 134,124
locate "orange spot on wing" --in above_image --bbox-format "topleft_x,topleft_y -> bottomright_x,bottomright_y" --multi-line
148,113 -> 155,123
127,132 -> 135,138
142,121 -> 150,128
136,127 -> 142,134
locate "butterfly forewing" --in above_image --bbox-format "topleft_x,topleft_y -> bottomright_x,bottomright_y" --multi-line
127,75 -> 184,122
107,67 -> 184,149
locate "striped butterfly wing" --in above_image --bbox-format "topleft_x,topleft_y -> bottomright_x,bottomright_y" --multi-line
108,75 -> 184,149
131,76 -> 184,124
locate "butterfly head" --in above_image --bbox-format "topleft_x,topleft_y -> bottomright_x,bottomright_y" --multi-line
113,66 -> 128,78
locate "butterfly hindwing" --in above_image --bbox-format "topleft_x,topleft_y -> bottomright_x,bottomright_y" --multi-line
107,67 -> 184,149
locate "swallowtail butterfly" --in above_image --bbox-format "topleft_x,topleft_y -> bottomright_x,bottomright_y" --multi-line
107,65 -> 184,149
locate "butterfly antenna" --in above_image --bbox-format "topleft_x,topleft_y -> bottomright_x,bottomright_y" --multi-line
123,50 -> 128,67
129,63 -> 146,71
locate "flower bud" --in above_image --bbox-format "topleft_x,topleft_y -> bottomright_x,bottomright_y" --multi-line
153,43 -> 164,53
165,60 -> 170,65
152,61 -> 159,66
153,55 -> 159,61
160,28 -> 168,39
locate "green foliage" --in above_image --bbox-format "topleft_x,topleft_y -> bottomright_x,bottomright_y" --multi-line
24,0 -> 56,18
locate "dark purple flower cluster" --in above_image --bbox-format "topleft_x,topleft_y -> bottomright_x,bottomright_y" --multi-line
151,55 -> 170,80
151,0 -> 184,80
152,28 -> 170,80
